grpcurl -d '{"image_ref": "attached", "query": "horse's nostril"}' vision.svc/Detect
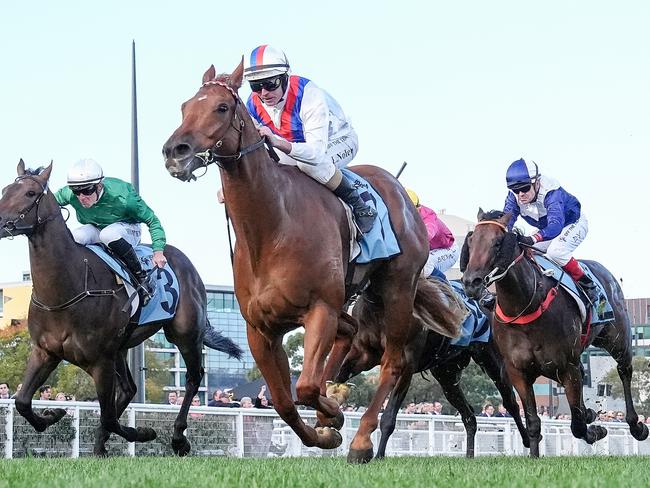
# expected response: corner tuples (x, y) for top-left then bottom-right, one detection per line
(172, 143), (192, 160)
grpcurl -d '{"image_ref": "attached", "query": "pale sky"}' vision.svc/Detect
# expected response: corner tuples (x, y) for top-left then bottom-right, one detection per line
(1, 1), (649, 297)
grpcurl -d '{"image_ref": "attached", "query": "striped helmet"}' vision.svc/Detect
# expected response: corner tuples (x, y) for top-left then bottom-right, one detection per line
(506, 158), (539, 189)
(67, 158), (104, 187)
(243, 45), (290, 81)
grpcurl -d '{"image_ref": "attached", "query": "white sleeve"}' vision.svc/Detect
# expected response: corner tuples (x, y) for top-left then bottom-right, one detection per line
(287, 82), (329, 165)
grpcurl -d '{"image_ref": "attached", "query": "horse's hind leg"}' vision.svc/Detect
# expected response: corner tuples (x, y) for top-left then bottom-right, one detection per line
(93, 352), (138, 456)
(90, 358), (157, 451)
(247, 324), (341, 450)
(470, 342), (529, 448)
(297, 303), (345, 430)
(376, 372), (413, 459)
(14, 347), (65, 432)
(562, 365), (608, 445)
(169, 338), (204, 456)
(432, 354), (477, 458)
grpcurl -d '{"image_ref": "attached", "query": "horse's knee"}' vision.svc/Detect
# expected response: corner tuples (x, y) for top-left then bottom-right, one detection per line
(295, 381), (320, 406)
(14, 396), (31, 417)
(100, 418), (120, 434)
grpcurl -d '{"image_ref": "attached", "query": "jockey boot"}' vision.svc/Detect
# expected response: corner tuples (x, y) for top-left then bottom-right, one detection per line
(577, 274), (602, 306)
(562, 257), (601, 306)
(332, 176), (377, 234)
(108, 238), (153, 305)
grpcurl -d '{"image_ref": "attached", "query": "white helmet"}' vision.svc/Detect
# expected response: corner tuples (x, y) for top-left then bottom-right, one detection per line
(243, 45), (290, 81)
(67, 158), (104, 187)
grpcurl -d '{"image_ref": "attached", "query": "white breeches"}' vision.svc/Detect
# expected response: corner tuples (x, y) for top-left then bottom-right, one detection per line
(422, 242), (459, 277)
(532, 213), (588, 266)
(277, 132), (359, 184)
(71, 222), (142, 248)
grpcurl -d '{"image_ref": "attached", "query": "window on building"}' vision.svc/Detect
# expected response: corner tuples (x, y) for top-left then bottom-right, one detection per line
(597, 384), (612, 396)
(0, 288), (3, 316)
(22, 272), (31, 282)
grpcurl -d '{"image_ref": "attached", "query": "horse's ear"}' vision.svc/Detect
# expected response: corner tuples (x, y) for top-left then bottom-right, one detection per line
(202, 65), (216, 84)
(38, 161), (53, 183)
(17, 159), (26, 176)
(477, 207), (485, 221)
(230, 57), (244, 90)
(498, 211), (511, 227)
(460, 231), (473, 273)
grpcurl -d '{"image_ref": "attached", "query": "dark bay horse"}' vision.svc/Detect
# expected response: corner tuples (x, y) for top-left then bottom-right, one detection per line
(335, 278), (529, 458)
(461, 209), (648, 457)
(162, 61), (456, 463)
(0, 161), (242, 456)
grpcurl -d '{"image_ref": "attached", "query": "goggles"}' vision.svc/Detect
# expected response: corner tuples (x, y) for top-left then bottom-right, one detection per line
(510, 184), (532, 195)
(71, 185), (98, 196)
(249, 76), (283, 93)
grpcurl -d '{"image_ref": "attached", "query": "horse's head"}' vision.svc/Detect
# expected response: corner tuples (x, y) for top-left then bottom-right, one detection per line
(0, 159), (54, 239)
(461, 208), (520, 299)
(163, 60), (252, 182)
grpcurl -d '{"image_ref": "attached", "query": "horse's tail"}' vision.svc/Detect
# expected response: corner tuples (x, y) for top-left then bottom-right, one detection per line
(413, 277), (466, 339)
(203, 320), (244, 360)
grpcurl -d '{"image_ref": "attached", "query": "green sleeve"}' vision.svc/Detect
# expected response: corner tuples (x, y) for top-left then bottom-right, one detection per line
(126, 190), (167, 251)
(54, 186), (72, 206)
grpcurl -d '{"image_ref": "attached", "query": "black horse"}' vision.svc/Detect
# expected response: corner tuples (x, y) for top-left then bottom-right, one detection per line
(335, 280), (529, 458)
(0, 161), (242, 456)
(461, 209), (648, 457)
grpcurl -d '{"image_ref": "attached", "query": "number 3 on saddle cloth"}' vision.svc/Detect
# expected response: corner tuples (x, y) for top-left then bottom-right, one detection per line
(340, 169), (401, 264)
(86, 244), (180, 325)
(533, 254), (614, 327)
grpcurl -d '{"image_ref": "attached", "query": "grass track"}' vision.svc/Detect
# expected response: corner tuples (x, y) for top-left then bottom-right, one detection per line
(1, 456), (649, 488)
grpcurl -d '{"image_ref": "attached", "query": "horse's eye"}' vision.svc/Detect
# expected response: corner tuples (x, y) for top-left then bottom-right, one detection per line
(215, 104), (229, 113)
(26, 191), (36, 198)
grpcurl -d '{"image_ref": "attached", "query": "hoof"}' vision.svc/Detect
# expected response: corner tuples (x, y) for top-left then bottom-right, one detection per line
(584, 408), (597, 424)
(42, 408), (67, 424)
(136, 426), (157, 443)
(172, 437), (191, 456)
(93, 447), (109, 457)
(631, 422), (649, 441)
(586, 425), (608, 444)
(319, 412), (345, 430)
(347, 447), (374, 464)
(315, 427), (342, 449)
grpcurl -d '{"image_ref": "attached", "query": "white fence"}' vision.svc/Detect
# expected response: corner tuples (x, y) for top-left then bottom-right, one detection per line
(2, 399), (649, 458)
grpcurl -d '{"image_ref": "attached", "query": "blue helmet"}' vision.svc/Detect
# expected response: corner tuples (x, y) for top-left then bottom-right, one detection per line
(506, 158), (539, 189)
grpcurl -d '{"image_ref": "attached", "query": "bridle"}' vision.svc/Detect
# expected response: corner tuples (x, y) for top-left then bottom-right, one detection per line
(473, 219), (560, 325)
(2, 175), (58, 237)
(177, 80), (267, 177)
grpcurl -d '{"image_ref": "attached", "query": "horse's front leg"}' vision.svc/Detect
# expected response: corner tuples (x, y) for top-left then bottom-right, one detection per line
(247, 323), (341, 450)
(561, 365), (608, 446)
(505, 364), (543, 457)
(90, 358), (156, 456)
(93, 352), (138, 456)
(14, 347), (65, 432)
(297, 302), (345, 431)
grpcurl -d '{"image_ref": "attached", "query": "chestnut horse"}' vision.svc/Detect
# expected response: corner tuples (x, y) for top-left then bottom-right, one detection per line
(461, 209), (648, 457)
(335, 279), (529, 458)
(0, 161), (242, 456)
(162, 61), (456, 463)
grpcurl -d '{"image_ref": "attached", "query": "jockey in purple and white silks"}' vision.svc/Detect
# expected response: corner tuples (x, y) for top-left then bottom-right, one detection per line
(242, 44), (376, 233)
(501, 158), (601, 305)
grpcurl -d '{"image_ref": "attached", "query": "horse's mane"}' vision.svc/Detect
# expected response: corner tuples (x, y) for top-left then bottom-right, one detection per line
(481, 210), (505, 221)
(215, 73), (233, 84)
(24, 167), (45, 176)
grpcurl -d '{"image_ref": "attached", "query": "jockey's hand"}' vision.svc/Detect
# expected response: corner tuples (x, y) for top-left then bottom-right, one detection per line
(153, 250), (167, 268)
(517, 235), (536, 247)
(217, 187), (225, 204)
(258, 127), (292, 154)
(258, 126), (275, 140)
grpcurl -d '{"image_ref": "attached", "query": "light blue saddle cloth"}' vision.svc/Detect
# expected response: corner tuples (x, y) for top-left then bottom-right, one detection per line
(341, 169), (401, 264)
(533, 255), (614, 324)
(448, 280), (490, 347)
(87, 244), (180, 325)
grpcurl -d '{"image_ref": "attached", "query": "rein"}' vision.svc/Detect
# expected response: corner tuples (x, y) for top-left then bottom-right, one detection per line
(475, 220), (561, 325)
(31, 258), (121, 312)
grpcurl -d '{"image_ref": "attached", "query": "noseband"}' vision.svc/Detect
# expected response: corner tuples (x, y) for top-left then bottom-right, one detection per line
(183, 81), (267, 174)
(473, 220), (525, 288)
(2, 175), (53, 237)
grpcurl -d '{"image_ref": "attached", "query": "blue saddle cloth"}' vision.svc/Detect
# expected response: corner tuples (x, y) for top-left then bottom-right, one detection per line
(448, 280), (490, 346)
(533, 255), (614, 324)
(341, 169), (401, 264)
(87, 244), (180, 325)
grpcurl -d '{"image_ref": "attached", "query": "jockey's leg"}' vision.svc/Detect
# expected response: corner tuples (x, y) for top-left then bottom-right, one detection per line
(71, 224), (101, 245)
(423, 242), (459, 280)
(101, 223), (152, 303)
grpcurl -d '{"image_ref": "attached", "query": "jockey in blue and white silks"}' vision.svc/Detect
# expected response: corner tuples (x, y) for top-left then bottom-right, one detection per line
(242, 44), (376, 233)
(502, 158), (601, 305)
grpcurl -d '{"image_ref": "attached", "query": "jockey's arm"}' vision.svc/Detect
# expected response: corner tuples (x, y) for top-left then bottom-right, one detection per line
(126, 190), (167, 267)
(537, 191), (567, 241)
